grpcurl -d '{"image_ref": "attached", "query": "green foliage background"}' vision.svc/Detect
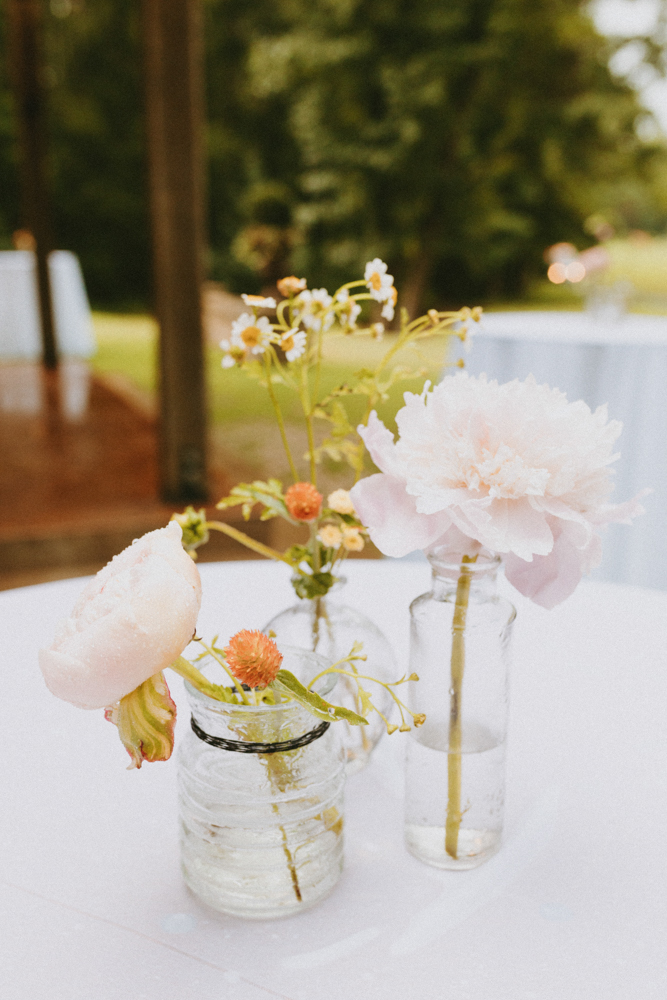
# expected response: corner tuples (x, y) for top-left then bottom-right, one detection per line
(0, 0), (665, 309)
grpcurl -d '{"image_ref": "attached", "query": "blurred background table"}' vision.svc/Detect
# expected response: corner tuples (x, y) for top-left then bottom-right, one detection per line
(0, 250), (95, 361)
(1, 559), (664, 1000)
(459, 310), (667, 590)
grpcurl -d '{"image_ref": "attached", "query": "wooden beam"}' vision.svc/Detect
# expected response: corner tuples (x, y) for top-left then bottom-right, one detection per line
(142, 0), (208, 502)
(6, 0), (58, 370)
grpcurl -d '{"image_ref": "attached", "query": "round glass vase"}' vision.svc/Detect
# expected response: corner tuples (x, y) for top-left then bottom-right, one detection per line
(263, 579), (397, 775)
(178, 647), (345, 919)
(405, 553), (516, 870)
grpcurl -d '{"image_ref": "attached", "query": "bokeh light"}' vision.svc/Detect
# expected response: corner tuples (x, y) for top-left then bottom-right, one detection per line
(547, 262), (567, 284)
(565, 261), (586, 283)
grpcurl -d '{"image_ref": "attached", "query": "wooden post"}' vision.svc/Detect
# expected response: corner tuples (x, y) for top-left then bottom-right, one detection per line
(142, 0), (208, 502)
(6, 0), (58, 370)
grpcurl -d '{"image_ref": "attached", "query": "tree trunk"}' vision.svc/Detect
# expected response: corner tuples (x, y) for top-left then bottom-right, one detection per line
(6, 0), (58, 370)
(142, 0), (208, 502)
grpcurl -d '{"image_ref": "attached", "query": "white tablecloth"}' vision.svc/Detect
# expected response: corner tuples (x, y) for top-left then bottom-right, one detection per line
(457, 311), (667, 590)
(1, 560), (665, 1000)
(0, 250), (96, 360)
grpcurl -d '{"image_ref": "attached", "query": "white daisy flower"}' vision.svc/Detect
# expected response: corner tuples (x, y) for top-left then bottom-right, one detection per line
(220, 338), (243, 368)
(230, 313), (273, 355)
(280, 329), (307, 362)
(364, 258), (395, 303)
(296, 288), (334, 332)
(241, 294), (277, 309)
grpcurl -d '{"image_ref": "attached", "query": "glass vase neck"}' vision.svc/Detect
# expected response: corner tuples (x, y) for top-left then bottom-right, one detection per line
(427, 552), (501, 601)
(291, 575), (347, 601)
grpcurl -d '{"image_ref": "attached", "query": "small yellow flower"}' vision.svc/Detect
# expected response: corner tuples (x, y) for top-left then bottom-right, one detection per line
(342, 527), (364, 552)
(327, 489), (355, 515)
(318, 524), (343, 548)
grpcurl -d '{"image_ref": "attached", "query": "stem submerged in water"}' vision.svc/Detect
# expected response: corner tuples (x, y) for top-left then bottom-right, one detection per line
(445, 555), (477, 859)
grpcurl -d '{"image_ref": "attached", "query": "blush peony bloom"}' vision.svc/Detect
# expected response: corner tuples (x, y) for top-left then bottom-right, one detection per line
(39, 522), (202, 709)
(224, 630), (283, 689)
(350, 373), (645, 609)
(285, 482), (323, 522)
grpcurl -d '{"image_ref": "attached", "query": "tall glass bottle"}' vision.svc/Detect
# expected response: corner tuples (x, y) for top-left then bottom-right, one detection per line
(406, 552), (515, 870)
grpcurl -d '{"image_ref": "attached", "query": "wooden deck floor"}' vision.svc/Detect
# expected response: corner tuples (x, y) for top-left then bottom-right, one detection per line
(0, 363), (269, 590)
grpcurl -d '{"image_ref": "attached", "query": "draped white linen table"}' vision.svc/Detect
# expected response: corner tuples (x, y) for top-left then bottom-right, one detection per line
(1, 559), (665, 1000)
(455, 310), (667, 591)
(0, 250), (96, 360)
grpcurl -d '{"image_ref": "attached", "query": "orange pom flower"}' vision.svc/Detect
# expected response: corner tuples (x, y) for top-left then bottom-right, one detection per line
(285, 482), (323, 522)
(224, 630), (283, 689)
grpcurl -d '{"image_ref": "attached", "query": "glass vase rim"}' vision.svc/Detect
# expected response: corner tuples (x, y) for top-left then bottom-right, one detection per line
(427, 551), (502, 576)
(184, 643), (337, 712)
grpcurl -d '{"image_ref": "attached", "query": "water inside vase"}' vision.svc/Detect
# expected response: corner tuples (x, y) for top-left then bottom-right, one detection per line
(404, 722), (505, 870)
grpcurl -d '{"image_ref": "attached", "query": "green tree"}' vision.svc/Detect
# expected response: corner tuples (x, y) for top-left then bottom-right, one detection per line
(1, 0), (665, 308)
(238, 0), (667, 306)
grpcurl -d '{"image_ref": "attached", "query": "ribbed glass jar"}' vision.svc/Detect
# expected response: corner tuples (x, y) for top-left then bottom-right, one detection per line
(178, 647), (345, 919)
(406, 553), (516, 870)
(263, 580), (396, 775)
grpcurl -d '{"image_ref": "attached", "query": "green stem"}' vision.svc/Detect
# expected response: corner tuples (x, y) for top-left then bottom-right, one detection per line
(206, 520), (308, 576)
(264, 353), (299, 483)
(265, 758), (303, 903)
(300, 364), (317, 486)
(193, 642), (252, 704)
(168, 655), (238, 702)
(445, 555), (477, 860)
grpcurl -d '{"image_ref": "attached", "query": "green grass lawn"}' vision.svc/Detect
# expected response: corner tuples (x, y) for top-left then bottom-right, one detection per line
(91, 235), (667, 428)
(91, 313), (457, 431)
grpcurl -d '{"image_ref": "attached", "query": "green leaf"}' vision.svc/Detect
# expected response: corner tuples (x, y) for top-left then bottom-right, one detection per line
(273, 670), (368, 726)
(216, 480), (290, 522)
(357, 684), (374, 718)
(284, 543), (311, 567)
(292, 571), (335, 599)
(104, 672), (177, 769)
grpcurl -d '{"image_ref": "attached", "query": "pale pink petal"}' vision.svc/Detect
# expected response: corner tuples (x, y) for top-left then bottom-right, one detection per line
(357, 412), (400, 475)
(462, 497), (554, 560)
(39, 524), (202, 709)
(350, 473), (452, 557)
(504, 518), (598, 609)
(426, 524), (485, 563)
(592, 489), (650, 526)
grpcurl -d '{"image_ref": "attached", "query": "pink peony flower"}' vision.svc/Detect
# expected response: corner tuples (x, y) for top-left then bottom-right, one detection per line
(350, 373), (645, 609)
(39, 522), (202, 709)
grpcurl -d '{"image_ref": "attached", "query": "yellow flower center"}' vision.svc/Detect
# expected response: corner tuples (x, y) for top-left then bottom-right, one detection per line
(241, 326), (262, 347)
(282, 335), (295, 352)
(369, 271), (382, 291)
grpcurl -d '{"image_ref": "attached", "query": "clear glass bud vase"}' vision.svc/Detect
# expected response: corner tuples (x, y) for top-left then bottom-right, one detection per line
(178, 648), (345, 919)
(263, 580), (397, 774)
(406, 553), (515, 870)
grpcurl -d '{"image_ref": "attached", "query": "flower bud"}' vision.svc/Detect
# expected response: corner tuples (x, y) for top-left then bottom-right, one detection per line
(285, 482), (323, 522)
